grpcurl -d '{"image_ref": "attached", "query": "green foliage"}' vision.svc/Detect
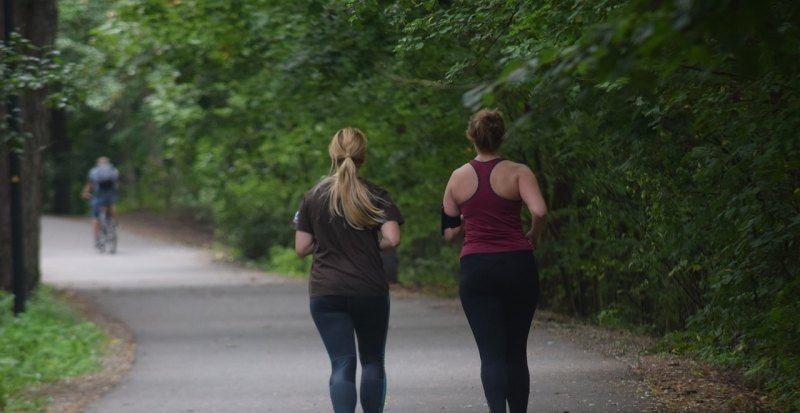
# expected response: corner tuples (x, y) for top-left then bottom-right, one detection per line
(0, 288), (105, 412)
(266, 246), (311, 277)
(1, 33), (70, 151)
(398, 246), (459, 297)
(456, 0), (800, 407)
(56, 0), (800, 407)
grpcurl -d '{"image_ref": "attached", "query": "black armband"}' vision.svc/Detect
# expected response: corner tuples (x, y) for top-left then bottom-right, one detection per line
(441, 207), (462, 235)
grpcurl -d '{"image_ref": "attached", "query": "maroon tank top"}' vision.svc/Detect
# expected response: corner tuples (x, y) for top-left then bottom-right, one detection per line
(460, 158), (532, 258)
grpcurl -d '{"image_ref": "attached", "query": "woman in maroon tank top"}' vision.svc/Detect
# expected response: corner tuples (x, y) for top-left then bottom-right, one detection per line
(441, 109), (547, 413)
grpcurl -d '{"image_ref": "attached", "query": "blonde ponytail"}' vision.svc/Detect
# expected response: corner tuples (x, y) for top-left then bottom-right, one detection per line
(320, 128), (386, 229)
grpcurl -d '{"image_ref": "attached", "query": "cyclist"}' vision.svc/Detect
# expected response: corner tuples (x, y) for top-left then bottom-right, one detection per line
(81, 156), (119, 249)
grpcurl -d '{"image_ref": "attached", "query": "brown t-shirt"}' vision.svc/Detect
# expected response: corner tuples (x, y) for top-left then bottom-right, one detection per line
(296, 179), (404, 297)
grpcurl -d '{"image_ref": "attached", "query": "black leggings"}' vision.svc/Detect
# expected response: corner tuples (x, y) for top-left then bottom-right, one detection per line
(459, 251), (539, 413)
(310, 295), (389, 413)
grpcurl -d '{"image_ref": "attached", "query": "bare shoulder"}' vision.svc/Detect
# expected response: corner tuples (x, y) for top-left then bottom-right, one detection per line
(449, 163), (475, 181)
(499, 159), (534, 177)
(454, 163), (474, 175)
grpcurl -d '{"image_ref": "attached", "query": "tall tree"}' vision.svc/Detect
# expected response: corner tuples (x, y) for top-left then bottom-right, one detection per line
(0, 0), (58, 292)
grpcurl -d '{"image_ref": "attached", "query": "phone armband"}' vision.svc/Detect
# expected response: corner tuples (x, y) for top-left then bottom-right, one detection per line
(441, 207), (462, 235)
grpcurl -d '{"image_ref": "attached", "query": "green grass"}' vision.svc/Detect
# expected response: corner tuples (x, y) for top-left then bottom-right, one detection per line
(0, 287), (105, 412)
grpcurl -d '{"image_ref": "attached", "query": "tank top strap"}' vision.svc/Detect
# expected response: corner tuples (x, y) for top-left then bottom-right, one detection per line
(468, 158), (504, 192)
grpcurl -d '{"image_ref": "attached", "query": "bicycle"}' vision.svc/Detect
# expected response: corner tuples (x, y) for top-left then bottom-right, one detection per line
(96, 206), (117, 254)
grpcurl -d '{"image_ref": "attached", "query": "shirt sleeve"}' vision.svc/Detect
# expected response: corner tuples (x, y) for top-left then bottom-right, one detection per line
(379, 190), (404, 226)
(296, 193), (314, 234)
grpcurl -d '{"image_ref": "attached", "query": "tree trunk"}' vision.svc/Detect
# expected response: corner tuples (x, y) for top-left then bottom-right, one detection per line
(0, 141), (9, 291)
(0, 0), (58, 293)
(1, 1), (12, 291)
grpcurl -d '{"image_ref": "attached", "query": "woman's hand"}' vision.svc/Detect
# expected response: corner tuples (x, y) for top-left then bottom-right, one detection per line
(525, 229), (540, 250)
(444, 222), (464, 242)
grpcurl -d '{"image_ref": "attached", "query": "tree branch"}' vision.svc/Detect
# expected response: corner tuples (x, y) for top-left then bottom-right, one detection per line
(383, 72), (478, 90)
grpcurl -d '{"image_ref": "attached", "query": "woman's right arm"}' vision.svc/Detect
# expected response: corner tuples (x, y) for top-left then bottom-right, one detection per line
(442, 171), (464, 242)
(518, 165), (547, 249)
(295, 231), (315, 257)
(379, 221), (401, 250)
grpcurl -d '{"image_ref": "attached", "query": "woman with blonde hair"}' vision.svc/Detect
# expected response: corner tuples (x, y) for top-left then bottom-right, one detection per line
(441, 109), (547, 413)
(295, 127), (403, 413)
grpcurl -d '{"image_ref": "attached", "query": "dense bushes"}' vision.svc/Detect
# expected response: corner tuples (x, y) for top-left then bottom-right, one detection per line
(53, 0), (799, 407)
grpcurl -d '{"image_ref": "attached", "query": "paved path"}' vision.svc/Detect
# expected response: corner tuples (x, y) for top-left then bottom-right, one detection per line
(42, 216), (655, 413)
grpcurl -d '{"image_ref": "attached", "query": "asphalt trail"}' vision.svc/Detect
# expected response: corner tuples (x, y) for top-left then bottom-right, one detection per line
(42, 216), (655, 413)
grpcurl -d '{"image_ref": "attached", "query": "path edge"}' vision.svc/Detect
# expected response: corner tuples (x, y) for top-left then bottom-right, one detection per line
(29, 287), (137, 413)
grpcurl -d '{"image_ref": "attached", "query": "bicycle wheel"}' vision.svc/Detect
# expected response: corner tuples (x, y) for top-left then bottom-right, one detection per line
(97, 212), (108, 253)
(107, 219), (117, 254)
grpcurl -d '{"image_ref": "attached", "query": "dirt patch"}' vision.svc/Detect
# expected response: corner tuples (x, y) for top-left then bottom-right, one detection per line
(24, 290), (135, 413)
(639, 353), (771, 413)
(537, 312), (776, 412)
